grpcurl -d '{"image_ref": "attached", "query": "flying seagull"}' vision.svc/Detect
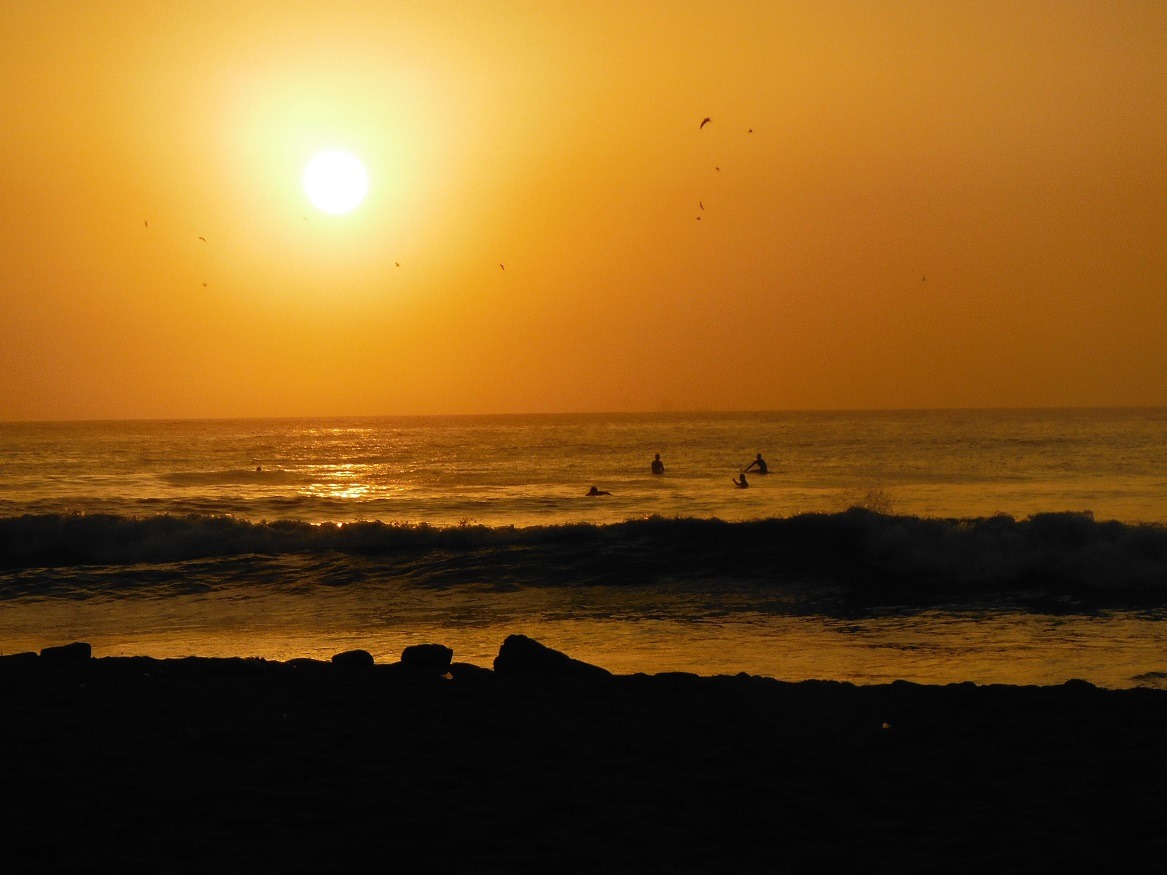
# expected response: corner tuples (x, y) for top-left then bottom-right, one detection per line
(699, 201), (704, 210)
(499, 263), (505, 271)
(700, 117), (711, 129)
(198, 236), (206, 242)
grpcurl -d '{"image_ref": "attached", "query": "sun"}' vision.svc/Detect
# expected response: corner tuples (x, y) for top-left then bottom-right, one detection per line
(303, 150), (368, 214)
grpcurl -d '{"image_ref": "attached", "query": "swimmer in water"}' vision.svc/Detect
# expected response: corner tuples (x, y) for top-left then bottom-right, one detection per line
(587, 486), (611, 496)
(733, 472), (749, 488)
(744, 453), (768, 475)
(651, 453), (665, 475)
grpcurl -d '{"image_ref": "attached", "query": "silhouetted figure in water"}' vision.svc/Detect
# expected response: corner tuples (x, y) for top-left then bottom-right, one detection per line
(587, 486), (611, 496)
(651, 454), (665, 475)
(744, 453), (768, 475)
(733, 472), (749, 488)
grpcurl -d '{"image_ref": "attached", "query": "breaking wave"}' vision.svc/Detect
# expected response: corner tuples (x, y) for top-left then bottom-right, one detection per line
(2, 510), (1166, 604)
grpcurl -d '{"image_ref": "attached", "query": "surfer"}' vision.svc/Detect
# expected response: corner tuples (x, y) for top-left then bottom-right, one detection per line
(744, 453), (768, 475)
(733, 472), (749, 489)
(587, 486), (611, 496)
(651, 454), (665, 475)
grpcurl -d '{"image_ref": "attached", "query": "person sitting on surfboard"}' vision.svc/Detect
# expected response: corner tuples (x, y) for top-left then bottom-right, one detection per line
(651, 454), (665, 475)
(744, 453), (768, 474)
(733, 472), (749, 488)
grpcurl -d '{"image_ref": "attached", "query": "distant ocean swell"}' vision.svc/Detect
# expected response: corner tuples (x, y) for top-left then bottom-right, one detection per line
(2, 510), (1166, 604)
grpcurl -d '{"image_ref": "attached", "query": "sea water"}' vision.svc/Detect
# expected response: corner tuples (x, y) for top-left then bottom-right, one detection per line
(2, 409), (1166, 687)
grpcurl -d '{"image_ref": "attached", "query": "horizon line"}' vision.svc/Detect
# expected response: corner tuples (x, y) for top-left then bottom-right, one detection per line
(3, 403), (1166, 427)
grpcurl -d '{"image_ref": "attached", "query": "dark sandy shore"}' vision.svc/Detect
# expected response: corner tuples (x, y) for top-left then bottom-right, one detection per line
(3, 637), (1166, 873)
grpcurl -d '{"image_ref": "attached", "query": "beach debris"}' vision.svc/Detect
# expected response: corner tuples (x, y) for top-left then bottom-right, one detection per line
(448, 662), (494, 684)
(494, 634), (611, 680)
(331, 648), (375, 667)
(40, 642), (92, 662)
(401, 643), (454, 673)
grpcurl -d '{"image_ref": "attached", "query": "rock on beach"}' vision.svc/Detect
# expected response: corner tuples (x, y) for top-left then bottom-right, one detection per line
(2, 636), (1165, 872)
(40, 641), (92, 662)
(401, 643), (454, 672)
(330, 648), (375, 667)
(493, 633), (611, 679)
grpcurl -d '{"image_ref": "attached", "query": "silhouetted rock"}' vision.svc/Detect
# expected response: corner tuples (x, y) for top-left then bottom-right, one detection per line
(331, 649), (375, 667)
(40, 642), (91, 662)
(401, 643), (454, 672)
(493, 634), (610, 679)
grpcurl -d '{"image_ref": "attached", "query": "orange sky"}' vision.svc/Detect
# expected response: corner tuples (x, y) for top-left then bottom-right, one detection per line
(2, 0), (1165, 420)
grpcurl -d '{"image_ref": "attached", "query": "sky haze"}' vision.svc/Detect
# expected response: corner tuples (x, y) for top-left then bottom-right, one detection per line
(3, 0), (1165, 420)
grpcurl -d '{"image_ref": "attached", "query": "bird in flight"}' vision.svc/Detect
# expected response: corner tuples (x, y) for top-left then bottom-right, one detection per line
(144, 220), (148, 228)
(499, 263), (505, 271)
(699, 201), (704, 210)
(198, 236), (206, 242)
(700, 117), (711, 129)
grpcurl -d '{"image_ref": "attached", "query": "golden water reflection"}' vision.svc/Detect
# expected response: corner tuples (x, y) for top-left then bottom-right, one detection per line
(3, 589), (1164, 689)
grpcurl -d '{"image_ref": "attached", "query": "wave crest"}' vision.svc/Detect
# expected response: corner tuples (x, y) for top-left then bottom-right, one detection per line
(2, 510), (1166, 601)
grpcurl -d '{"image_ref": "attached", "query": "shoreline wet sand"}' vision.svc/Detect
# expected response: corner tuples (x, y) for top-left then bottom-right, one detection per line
(4, 637), (1165, 872)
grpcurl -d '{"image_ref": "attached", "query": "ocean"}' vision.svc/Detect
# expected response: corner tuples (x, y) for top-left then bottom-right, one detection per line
(2, 409), (1166, 687)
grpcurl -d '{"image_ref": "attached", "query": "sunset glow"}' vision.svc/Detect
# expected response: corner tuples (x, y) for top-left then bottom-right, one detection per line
(2, 1), (1165, 420)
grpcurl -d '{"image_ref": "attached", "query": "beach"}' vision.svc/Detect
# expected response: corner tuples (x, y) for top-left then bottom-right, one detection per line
(5, 638), (1166, 872)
